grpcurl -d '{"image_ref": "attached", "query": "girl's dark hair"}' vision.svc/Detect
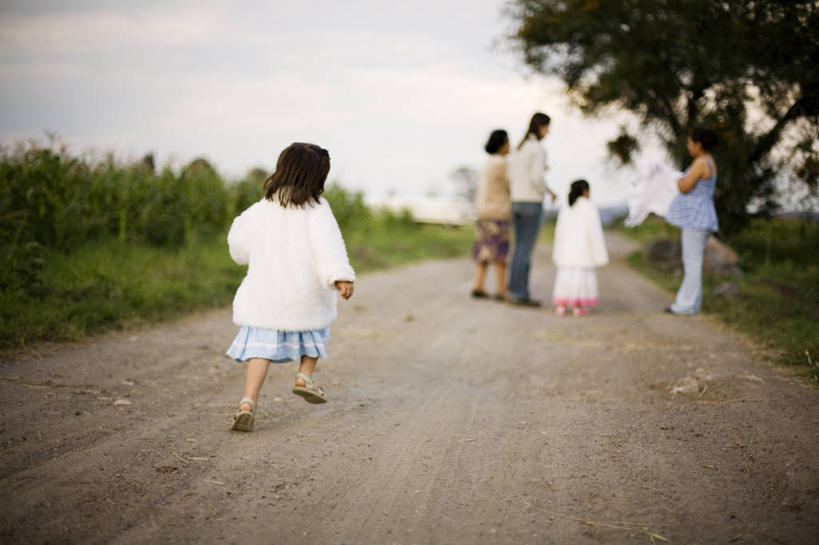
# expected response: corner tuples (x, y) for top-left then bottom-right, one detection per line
(517, 112), (551, 149)
(484, 129), (509, 154)
(263, 143), (330, 207)
(568, 179), (590, 206)
(690, 127), (718, 151)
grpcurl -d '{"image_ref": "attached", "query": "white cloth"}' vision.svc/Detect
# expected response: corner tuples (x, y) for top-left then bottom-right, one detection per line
(552, 267), (599, 306)
(508, 135), (548, 202)
(624, 160), (683, 227)
(552, 197), (609, 268)
(228, 197), (356, 331)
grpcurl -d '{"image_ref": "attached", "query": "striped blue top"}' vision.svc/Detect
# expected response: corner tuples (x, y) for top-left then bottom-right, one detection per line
(666, 157), (719, 232)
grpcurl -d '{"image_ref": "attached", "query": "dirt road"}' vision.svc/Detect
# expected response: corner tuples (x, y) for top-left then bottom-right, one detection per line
(2, 233), (818, 544)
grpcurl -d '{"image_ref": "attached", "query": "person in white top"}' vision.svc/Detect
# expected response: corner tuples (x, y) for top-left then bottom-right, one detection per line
(225, 142), (356, 431)
(551, 179), (609, 316)
(506, 112), (558, 306)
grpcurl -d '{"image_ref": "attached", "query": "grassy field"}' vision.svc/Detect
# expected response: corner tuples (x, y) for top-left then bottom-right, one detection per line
(622, 217), (819, 382)
(0, 144), (475, 352)
(0, 219), (474, 352)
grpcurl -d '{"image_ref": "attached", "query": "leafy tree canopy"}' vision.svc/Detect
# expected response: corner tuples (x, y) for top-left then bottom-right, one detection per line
(506, 0), (819, 236)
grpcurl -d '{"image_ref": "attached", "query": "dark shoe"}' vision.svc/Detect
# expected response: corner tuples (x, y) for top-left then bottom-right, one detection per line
(507, 297), (542, 307)
(664, 307), (674, 314)
(471, 289), (489, 299)
(492, 294), (507, 301)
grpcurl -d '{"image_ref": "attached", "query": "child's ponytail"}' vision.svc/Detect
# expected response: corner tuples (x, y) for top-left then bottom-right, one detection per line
(568, 179), (590, 207)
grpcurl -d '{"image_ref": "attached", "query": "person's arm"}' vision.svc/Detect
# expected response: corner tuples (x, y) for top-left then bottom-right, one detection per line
(530, 145), (557, 202)
(552, 208), (564, 265)
(227, 205), (255, 265)
(307, 200), (356, 289)
(587, 204), (609, 266)
(487, 160), (508, 199)
(677, 157), (708, 193)
(476, 162), (498, 210)
(501, 162), (510, 196)
(545, 184), (558, 202)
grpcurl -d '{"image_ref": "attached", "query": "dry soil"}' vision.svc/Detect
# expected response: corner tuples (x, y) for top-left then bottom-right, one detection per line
(1, 233), (818, 544)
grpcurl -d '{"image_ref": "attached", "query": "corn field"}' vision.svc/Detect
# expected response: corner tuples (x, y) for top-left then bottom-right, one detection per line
(0, 141), (412, 299)
(0, 143), (258, 293)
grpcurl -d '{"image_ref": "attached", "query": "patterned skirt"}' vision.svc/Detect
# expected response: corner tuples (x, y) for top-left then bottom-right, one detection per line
(552, 267), (599, 307)
(226, 325), (330, 363)
(473, 219), (510, 263)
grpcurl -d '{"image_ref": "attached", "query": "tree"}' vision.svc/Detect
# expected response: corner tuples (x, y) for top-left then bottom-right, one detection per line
(451, 166), (480, 203)
(506, 0), (819, 236)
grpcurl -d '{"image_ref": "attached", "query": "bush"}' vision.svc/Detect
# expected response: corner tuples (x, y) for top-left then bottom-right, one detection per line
(323, 183), (372, 232)
(624, 217), (819, 382)
(0, 142), (476, 351)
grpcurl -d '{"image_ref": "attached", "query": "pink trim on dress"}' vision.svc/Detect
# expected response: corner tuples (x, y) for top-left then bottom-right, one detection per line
(551, 297), (599, 307)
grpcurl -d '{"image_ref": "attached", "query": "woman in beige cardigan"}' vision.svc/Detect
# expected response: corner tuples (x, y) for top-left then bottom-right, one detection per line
(472, 129), (511, 299)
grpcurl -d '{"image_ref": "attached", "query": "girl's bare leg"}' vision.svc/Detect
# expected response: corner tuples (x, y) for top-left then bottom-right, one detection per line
(473, 262), (488, 292)
(295, 355), (318, 387)
(240, 357), (271, 411)
(494, 261), (507, 297)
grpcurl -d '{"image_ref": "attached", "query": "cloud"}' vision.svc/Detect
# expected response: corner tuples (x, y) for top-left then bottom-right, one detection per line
(0, 1), (644, 204)
(0, 6), (223, 56)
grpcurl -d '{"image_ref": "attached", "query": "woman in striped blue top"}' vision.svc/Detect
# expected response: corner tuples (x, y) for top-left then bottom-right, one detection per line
(665, 127), (719, 315)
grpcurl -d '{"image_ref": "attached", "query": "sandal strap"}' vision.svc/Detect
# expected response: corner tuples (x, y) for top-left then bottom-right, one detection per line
(295, 372), (325, 396)
(295, 372), (315, 387)
(238, 397), (257, 413)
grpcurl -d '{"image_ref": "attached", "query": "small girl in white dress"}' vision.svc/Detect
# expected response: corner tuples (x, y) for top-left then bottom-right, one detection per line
(552, 179), (609, 316)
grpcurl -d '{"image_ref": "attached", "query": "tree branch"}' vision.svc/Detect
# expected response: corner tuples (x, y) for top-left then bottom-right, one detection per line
(659, 94), (683, 136)
(686, 85), (706, 129)
(750, 95), (806, 164)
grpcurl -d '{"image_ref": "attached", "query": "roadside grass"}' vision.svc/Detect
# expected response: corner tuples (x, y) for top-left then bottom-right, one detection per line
(0, 143), (478, 352)
(346, 219), (474, 272)
(622, 217), (819, 383)
(0, 219), (474, 352)
(0, 235), (238, 351)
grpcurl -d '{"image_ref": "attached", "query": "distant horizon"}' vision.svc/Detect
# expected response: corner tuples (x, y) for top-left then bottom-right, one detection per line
(2, 1), (811, 212)
(4, 126), (650, 208)
(0, 0), (667, 208)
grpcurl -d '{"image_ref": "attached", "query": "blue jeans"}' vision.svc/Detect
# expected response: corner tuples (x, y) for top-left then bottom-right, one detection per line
(671, 228), (710, 314)
(508, 202), (544, 300)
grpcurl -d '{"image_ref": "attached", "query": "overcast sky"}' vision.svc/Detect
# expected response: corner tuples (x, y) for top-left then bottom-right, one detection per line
(0, 0), (657, 205)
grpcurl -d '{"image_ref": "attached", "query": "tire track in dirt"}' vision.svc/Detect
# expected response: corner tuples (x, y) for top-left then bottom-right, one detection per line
(2, 233), (818, 544)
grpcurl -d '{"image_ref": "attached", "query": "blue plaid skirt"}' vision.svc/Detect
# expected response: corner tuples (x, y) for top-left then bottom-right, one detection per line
(226, 326), (330, 363)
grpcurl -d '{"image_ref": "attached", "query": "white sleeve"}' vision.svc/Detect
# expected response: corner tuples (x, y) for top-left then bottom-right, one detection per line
(552, 207), (565, 265)
(588, 205), (609, 267)
(530, 145), (547, 189)
(227, 204), (256, 265)
(308, 200), (356, 288)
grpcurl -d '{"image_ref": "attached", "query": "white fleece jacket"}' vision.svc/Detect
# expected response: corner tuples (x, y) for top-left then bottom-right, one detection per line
(228, 197), (356, 331)
(552, 197), (609, 268)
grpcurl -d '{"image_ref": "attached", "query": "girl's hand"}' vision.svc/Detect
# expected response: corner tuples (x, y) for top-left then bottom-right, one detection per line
(334, 281), (354, 299)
